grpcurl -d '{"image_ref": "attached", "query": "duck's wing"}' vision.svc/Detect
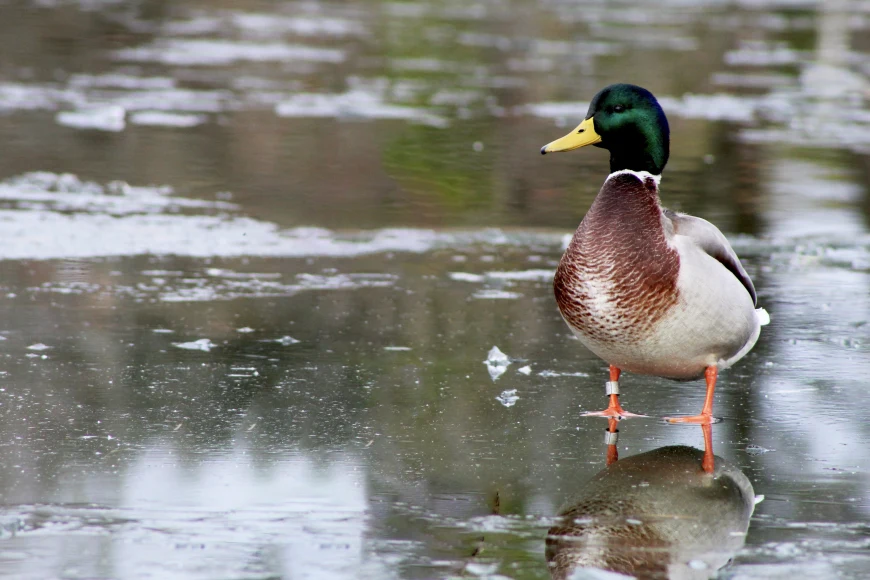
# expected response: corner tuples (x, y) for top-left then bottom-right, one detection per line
(663, 209), (757, 306)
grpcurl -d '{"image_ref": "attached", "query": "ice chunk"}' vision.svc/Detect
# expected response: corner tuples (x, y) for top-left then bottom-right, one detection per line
(495, 390), (518, 407)
(517, 365), (532, 375)
(757, 308), (771, 326)
(384, 346), (411, 351)
(484, 346), (510, 381)
(754, 494), (765, 505)
(275, 335), (300, 346)
(172, 338), (215, 352)
(746, 444), (773, 455)
(26, 343), (51, 351)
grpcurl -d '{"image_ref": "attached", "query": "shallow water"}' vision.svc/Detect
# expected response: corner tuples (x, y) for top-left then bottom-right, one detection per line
(0, 0), (868, 579)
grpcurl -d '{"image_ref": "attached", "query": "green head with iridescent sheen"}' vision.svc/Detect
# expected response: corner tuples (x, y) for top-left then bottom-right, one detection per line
(541, 83), (670, 175)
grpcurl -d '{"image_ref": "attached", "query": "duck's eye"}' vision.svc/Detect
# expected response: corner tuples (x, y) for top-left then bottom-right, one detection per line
(613, 105), (626, 113)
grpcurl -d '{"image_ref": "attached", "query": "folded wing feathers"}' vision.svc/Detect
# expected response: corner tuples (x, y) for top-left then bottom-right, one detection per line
(663, 209), (758, 307)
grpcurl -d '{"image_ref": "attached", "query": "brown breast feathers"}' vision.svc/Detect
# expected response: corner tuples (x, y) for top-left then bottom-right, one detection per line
(553, 174), (680, 344)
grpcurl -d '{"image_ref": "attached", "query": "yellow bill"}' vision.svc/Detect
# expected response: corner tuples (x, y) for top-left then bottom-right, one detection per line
(540, 117), (601, 154)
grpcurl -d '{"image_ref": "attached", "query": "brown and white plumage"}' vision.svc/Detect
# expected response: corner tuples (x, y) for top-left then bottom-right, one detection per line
(541, 84), (767, 420)
(554, 170), (765, 381)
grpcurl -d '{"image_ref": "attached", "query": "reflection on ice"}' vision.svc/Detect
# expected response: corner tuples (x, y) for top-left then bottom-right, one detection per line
(547, 434), (756, 580)
(0, 447), (376, 580)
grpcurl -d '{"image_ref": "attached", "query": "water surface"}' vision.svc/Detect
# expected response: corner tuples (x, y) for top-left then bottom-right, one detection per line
(0, 0), (868, 578)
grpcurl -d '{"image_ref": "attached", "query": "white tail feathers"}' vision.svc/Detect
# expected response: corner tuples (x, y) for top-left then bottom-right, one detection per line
(756, 308), (770, 326)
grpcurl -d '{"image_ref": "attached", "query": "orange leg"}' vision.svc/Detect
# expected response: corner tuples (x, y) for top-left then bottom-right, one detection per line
(665, 366), (718, 424)
(605, 417), (619, 466)
(583, 365), (645, 419)
(700, 422), (715, 474)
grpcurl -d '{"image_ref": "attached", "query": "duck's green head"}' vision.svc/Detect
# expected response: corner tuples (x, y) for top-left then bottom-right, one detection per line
(540, 83), (669, 175)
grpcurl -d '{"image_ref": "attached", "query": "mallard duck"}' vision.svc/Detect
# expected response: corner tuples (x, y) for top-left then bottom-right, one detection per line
(541, 83), (768, 423)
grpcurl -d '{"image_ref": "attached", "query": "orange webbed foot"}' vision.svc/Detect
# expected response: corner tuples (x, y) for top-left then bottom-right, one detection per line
(664, 366), (720, 425)
(584, 366), (646, 419)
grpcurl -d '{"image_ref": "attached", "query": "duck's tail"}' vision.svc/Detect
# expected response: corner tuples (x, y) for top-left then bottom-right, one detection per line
(756, 307), (770, 326)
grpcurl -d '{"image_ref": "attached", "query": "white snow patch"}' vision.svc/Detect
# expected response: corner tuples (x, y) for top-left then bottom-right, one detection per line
(523, 94), (762, 124)
(0, 172), (236, 215)
(517, 101), (589, 119)
(0, 83), (87, 112)
(472, 290), (523, 299)
(449, 272), (485, 283)
(68, 73), (176, 90)
(485, 269), (554, 281)
(56, 105), (126, 132)
(205, 269), (281, 279)
(275, 90), (446, 127)
(114, 39), (345, 66)
(0, 173), (567, 261)
(108, 89), (235, 113)
(0, 214), (564, 261)
(724, 43), (805, 66)
(658, 94), (759, 123)
(231, 13), (366, 38)
(465, 562), (500, 576)
(130, 111), (208, 127)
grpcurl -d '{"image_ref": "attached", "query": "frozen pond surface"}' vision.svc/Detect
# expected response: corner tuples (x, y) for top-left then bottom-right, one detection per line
(0, 0), (868, 578)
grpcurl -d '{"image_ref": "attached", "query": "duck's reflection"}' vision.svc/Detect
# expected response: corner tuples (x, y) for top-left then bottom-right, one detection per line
(547, 422), (756, 580)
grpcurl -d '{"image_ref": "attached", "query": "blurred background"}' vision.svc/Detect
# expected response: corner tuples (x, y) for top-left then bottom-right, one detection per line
(0, 0), (867, 578)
